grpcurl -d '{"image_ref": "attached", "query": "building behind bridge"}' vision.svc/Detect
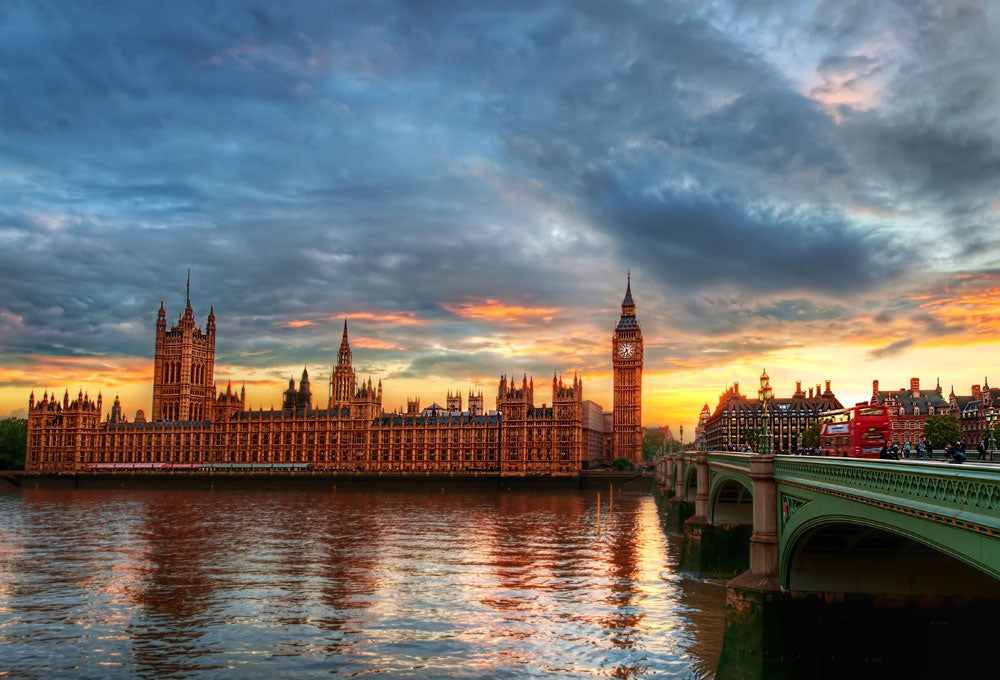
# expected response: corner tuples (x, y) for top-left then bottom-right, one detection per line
(948, 379), (1000, 446)
(870, 377), (951, 447)
(702, 370), (842, 452)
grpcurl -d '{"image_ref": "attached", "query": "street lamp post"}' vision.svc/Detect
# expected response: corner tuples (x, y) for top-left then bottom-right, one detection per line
(759, 394), (772, 456)
(985, 408), (997, 451)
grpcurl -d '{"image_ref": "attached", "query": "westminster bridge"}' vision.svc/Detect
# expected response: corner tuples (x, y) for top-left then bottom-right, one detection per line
(655, 451), (1000, 679)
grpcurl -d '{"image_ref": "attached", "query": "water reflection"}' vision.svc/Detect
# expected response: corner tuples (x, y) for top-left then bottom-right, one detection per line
(0, 486), (724, 678)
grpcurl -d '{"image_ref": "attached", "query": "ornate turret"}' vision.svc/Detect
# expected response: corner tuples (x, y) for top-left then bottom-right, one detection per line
(338, 320), (351, 365)
(298, 367), (312, 409)
(109, 395), (124, 422)
(152, 271), (217, 422)
(283, 377), (298, 410)
(330, 320), (357, 407)
(467, 389), (483, 416)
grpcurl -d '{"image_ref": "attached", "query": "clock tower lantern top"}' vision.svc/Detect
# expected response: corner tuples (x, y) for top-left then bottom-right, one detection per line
(616, 271), (639, 331)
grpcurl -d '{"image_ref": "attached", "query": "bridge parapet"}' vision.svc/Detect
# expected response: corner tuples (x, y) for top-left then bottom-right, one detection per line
(773, 457), (1000, 535)
(705, 453), (752, 491)
(705, 452), (752, 471)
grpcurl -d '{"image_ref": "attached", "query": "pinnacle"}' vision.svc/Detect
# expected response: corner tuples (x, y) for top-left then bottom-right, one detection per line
(622, 272), (634, 307)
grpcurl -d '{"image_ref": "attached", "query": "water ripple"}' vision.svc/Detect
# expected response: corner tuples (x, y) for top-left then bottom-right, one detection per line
(0, 487), (723, 678)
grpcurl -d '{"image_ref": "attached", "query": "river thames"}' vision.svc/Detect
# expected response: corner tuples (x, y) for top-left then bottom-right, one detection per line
(0, 485), (724, 678)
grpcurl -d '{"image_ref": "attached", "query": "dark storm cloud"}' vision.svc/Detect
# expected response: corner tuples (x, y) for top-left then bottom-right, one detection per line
(868, 338), (914, 360)
(0, 0), (997, 378)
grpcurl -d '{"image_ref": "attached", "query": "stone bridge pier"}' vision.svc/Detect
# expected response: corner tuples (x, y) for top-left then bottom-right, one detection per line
(715, 455), (783, 680)
(655, 450), (696, 532)
(677, 451), (756, 577)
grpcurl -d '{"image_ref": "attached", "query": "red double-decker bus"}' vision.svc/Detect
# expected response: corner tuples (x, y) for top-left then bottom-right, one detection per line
(819, 404), (890, 458)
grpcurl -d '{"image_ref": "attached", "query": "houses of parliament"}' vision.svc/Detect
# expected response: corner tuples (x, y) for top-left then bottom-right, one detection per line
(24, 277), (644, 475)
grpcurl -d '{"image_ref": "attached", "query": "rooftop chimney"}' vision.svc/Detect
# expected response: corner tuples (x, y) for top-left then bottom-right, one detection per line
(910, 377), (920, 398)
(873, 379), (879, 393)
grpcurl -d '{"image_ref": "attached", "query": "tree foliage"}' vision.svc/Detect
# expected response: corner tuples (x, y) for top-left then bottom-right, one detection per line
(611, 457), (635, 471)
(642, 429), (682, 459)
(0, 418), (27, 470)
(923, 414), (962, 451)
(642, 429), (666, 460)
(801, 422), (822, 448)
(742, 427), (762, 452)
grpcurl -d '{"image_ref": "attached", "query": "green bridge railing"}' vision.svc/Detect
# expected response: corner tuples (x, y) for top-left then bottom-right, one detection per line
(705, 452), (752, 473)
(773, 456), (1000, 532)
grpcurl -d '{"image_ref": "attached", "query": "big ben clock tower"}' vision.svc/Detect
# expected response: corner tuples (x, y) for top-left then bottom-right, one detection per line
(613, 272), (643, 465)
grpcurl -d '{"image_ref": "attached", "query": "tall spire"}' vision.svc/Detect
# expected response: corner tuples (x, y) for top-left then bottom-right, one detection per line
(180, 269), (194, 324)
(338, 318), (351, 367)
(331, 318), (356, 406)
(617, 271), (637, 328)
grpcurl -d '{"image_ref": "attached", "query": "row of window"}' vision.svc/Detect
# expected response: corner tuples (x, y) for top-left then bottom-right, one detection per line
(45, 448), (579, 466)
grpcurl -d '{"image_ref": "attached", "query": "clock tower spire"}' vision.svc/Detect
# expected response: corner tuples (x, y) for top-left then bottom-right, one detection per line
(612, 271), (643, 465)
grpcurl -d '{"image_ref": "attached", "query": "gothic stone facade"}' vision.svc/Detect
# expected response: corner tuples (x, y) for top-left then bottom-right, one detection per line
(870, 377), (950, 447)
(703, 371), (843, 452)
(612, 275), (643, 464)
(26, 280), (644, 475)
(948, 379), (999, 446)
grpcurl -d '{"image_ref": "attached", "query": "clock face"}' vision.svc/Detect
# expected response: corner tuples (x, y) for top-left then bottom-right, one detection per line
(618, 342), (635, 358)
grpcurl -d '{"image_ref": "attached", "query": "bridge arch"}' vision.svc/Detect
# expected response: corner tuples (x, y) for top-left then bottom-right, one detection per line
(781, 509), (1000, 593)
(684, 465), (698, 502)
(709, 475), (753, 525)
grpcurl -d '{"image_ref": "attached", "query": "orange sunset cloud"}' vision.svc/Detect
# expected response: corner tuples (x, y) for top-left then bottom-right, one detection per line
(442, 299), (560, 324)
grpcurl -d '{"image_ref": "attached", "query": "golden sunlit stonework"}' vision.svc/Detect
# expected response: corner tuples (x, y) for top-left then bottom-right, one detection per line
(612, 273), (643, 465)
(25, 279), (643, 475)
